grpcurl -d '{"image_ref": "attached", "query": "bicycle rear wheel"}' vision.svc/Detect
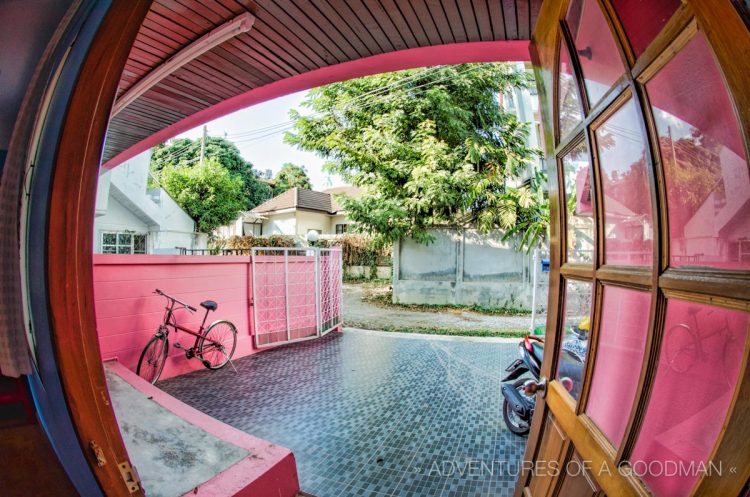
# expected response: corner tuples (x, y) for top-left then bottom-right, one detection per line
(136, 332), (169, 384)
(198, 320), (237, 369)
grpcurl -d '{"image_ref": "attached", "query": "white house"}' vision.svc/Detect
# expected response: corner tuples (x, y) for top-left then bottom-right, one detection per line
(237, 186), (360, 239)
(94, 151), (207, 254)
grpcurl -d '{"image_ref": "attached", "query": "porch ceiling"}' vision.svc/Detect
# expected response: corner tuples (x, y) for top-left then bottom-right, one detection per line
(103, 0), (541, 167)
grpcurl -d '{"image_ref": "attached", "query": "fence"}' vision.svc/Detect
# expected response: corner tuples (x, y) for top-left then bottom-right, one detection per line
(251, 247), (343, 348)
(93, 250), (343, 379)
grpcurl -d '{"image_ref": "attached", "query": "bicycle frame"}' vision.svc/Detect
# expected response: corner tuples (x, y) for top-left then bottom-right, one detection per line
(159, 295), (221, 349)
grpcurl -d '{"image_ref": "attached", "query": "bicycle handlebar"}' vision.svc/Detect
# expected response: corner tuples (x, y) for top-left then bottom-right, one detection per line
(154, 288), (197, 312)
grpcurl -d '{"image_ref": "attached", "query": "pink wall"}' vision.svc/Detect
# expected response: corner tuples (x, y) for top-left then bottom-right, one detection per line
(94, 255), (257, 379)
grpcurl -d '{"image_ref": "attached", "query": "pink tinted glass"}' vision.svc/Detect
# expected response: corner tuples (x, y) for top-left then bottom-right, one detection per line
(632, 300), (749, 497)
(611, 0), (681, 56)
(556, 280), (592, 400)
(562, 141), (594, 263)
(647, 32), (750, 270)
(595, 99), (653, 266)
(566, 0), (625, 106)
(558, 41), (583, 140)
(586, 286), (650, 446)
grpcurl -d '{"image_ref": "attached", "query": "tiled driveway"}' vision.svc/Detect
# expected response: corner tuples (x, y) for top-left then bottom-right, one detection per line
(159, 329), (528, 497)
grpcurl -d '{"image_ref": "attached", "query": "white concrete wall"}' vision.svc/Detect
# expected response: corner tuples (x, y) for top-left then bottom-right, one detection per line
(262, 211), (296, 235)
(94, 196), (151, 252)
(295, 210), (331, 236)
(94, 150), (205, 254)
(329, 214), (351, 234)
(393, 228), (549, 310)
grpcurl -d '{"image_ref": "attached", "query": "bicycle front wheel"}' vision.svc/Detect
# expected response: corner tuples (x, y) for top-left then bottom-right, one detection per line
(198, 320), (237, 369)
(136, 333), (169, 384)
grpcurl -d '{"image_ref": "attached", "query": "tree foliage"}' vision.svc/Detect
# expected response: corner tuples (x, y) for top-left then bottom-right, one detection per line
(273, 162), (312, 194)
(285, 63), (544, 249)
(159, 158), (246, 233)
(151, 136), (270, 208)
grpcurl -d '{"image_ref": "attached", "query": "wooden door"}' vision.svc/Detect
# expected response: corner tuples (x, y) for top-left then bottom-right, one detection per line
(518, 1), (750, 496)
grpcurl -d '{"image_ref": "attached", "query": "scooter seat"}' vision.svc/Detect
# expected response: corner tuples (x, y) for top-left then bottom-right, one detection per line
(530, 341), (544, 364)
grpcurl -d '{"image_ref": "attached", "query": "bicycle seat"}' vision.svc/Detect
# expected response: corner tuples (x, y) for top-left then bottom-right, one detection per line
(200, 300), (218, 312)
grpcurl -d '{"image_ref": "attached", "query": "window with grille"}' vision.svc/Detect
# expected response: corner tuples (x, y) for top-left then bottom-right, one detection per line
(335, 224), (348, 234)
(101, 231), (147, 254)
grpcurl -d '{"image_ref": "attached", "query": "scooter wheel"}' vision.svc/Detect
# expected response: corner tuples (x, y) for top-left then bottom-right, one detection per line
(503, 378), (533, 436)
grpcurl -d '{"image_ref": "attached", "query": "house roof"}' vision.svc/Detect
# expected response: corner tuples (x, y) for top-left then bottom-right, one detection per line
(251, 187), (360, 215)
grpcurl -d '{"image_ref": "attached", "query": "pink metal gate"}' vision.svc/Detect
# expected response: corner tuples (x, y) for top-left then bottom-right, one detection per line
(251, 247), (343, 348)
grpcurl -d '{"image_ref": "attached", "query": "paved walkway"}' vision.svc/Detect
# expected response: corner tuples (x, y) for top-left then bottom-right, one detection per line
(344, 283), (541, 332)
(159, 329), (528, 497)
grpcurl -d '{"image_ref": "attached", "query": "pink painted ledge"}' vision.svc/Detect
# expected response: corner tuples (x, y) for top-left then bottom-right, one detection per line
(107, 360), (300, 497)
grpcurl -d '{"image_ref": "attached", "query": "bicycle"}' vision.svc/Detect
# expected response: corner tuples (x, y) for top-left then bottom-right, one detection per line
(665, 306), (739, 386)
(136, 289), (238, 384)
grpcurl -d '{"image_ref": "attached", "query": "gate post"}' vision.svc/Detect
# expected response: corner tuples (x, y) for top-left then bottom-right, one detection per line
(284, 249), (290, 342)
(314, 247), (321, 336)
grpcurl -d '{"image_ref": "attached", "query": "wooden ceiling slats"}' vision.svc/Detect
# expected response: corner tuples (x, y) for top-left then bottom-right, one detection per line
(292, 0), (371, 59)
(502, 0), (519, 40)
(223, 37), (294, 80)
(104, 0), (541, 163)
(331, 0), (395, 53)
(210, 45), (276, 85)
(487, 0), (507, 39)
(455, 0), (483, 42)
(471, 0), (494, 41)
(441, 0), (469, 43)
(251, 16), (328, 70)
(171, 66), (240, 100)
(375, 0), (424, 48)
(150, 2), (213, 36)
(357, 0), (411, 51)
(257, 2), (346, 65)
(516, 0), (531, 40)
(271, 0), (360, 62)
(281, 0), (367, 60)
(389, 0), (431, 46)
(419, 0), (456, 45)
(406, 0), (447, 45)
(200, 49), (269, 87)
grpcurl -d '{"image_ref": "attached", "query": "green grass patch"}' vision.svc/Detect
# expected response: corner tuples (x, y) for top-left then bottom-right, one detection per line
(365, 290), (532, 317)
(345, 322), (528, 338)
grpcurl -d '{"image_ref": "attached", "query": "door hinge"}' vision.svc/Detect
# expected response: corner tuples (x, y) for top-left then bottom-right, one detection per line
(118, 461), (141, 494)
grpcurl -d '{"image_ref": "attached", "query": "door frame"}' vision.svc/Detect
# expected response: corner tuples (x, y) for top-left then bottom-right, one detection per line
(518, 1), (750, 496)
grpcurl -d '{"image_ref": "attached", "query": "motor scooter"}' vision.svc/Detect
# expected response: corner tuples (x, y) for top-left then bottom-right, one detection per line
(501, 327), (587, 435)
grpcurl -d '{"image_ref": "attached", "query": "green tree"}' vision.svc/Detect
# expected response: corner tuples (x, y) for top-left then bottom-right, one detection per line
(285, 63), (543, 249)
(159, 158), (245, 233)
(151, 136), (269, 208)
(273, 162), (312, 195)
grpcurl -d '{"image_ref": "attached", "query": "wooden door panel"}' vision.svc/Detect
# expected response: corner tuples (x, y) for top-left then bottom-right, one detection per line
(524, 1), (750, 497)
(526, 414), (568, 497)
(557, 452), (600, 497)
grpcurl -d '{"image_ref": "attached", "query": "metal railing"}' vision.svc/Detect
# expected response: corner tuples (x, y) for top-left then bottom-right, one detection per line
(251, 247), (343, 349)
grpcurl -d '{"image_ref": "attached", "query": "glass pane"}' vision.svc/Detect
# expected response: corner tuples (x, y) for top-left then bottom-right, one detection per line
(611, 0), (681, 57)
(632, 300), (749, 497)
(117, 246), (132, 254)
(586, 286), (650, 446)
(556, 280), (592, 399)
(102, 246), (117, 254)
(566, 0), (625, 106)
(558, 41), (584, 140)
(595, 99), (653, 266)
(647, 32), (750, 270)
(562, 141), (594, 263)
(102, 233), (116, 245)
(133, 235), (147, 254)
(117, 233), (132, 245)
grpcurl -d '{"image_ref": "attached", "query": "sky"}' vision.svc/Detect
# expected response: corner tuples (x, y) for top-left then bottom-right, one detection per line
(173, 90), (346, 190)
